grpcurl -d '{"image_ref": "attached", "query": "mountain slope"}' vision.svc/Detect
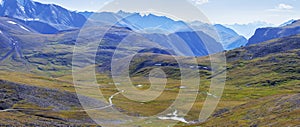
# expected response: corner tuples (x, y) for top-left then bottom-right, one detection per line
(179, 21), (247, 50)
(214, 24), (247, 50)
(117, 11), (189, 33)
(195, 94), (300, 126)
(0, 15), (224, 77)
(247, 19), (300, 45)
(109, 33), (300, 126)
(182, 33), (300, 126)
(143, 31), (223, 56)
(0, 0), (86, 31)
(0, 16), (37, 62)
(80, 11), (246, 50)
(80, 11), (189, 33)
(0, 17), (299, 126)
(79, 11), (142, 31)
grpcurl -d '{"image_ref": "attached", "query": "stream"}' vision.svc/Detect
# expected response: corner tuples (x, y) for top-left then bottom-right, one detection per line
(157, 110), (190, 123)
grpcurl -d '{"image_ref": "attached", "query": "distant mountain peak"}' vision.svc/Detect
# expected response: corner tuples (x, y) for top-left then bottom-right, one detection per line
(116, 10), (134, 16)
(279, 19), (297, 27)
(116, 10), (143, 18)
(226, 21), (275, 39)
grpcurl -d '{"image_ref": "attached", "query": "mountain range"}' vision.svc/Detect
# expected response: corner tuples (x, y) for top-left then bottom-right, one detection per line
(0, 0), (86, 32)
(0, 0), (299, 60)
(0, 0), (249, 50)
(0, 0), (300, 126)
(80, 11), (247, 50)
(0, 0), (299, 70)
(226, 21), (275, 39)
(5, 0), (289, 51)
(248, 19), (300, 45)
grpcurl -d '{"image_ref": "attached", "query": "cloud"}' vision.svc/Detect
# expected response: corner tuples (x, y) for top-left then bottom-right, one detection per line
(278, 3), (293, 10)
(267, 3), (294, 12)
(190, 0), (209, 5)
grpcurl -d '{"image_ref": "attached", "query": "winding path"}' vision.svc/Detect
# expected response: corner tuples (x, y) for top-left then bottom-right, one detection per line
(82, 90), (124, 111)
(82, 91), (193, 124)
(0, 90), (125, 113)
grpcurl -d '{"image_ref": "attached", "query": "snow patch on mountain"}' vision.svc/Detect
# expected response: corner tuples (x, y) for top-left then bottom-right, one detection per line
(18, 4), (25, 13)
(24, 18), (40, 21)
(7, 21), (17, 25)
(18, 24), (29, 31)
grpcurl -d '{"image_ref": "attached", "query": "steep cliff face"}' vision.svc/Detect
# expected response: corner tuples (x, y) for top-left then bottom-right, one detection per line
(247, 20), (300, 45)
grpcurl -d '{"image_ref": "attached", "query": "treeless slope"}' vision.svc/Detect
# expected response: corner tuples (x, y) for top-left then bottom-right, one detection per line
(194, 93), (300, 126)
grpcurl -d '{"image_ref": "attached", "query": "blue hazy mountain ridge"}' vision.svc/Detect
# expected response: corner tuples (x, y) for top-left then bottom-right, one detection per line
(79, 11), (143, 31)
(247, 19), (300, 46)
(0, 11), (221, 60)
(80, 11), (246, 50)
(179, 21), (247, 50)
(6, 0), (298, 53)
(0, 17), (221, 73)
(0, 0), (246, 51)
(214, 24), (247, 50)
(0, 0), (86, 32)
(226, 21), (275, 39)
(143, 31), (224, 56)
(80, 10), (190, 33)
(1, 0), (299, 54)
(116, 11), (189, 33)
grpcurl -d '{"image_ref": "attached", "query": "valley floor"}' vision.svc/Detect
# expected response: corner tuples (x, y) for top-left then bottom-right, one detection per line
(0, 69), (299, 126)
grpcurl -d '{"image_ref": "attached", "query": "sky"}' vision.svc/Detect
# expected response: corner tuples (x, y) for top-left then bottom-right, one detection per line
(33, 0), (300, 25)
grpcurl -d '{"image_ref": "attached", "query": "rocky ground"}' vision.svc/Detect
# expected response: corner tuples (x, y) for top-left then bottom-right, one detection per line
(0, 79), (100, 126)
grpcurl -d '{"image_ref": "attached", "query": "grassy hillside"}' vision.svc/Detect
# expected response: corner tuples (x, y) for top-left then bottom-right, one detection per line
(187, 93), (300, 126)
(110, 34), (300, 126)
(188, 34), (300, 126)
(0, 33), (299, 126)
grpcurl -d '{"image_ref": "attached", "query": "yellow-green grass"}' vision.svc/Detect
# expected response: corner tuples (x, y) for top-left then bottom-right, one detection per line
(0, 46), (299, 126)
